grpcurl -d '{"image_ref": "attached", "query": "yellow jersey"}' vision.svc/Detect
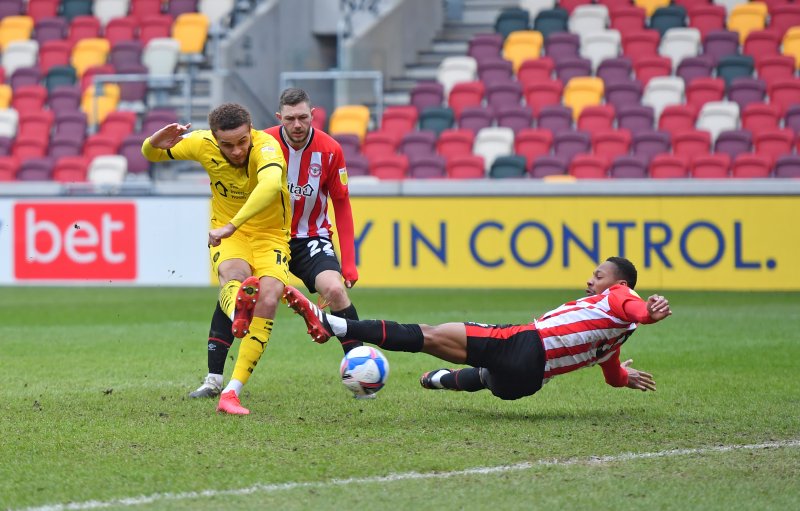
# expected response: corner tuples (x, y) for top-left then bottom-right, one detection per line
(142, 129), (291, 241)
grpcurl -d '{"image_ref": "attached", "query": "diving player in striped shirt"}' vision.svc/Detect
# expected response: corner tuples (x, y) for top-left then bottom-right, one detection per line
(284, 257), (671, 400)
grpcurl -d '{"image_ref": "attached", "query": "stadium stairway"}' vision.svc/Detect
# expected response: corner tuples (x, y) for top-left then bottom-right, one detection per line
(381, 0), (509, 108)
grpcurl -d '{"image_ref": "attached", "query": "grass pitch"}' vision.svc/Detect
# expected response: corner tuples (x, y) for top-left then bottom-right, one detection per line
(1, 286), (799, 510)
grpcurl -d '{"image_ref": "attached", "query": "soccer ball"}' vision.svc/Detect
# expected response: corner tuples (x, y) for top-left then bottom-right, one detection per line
(339, 346), (390, 397)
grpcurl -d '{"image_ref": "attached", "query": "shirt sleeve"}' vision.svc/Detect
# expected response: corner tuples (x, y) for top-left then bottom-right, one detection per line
(326, 146), (358, 282)
(608, 286), (653, 324)
(141, 131), (202, 162)
(228, 139), (286, 229)
(599, 349), (629, 387)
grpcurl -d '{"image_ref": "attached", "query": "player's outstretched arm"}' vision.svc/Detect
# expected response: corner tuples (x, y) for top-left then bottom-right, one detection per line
(646, 294), (672, 322)
(149, 123), (192, 149)
(622, 359), (656, 392)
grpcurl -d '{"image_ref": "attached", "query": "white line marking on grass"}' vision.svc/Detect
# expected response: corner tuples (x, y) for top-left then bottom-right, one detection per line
(18, 439), (800, 511)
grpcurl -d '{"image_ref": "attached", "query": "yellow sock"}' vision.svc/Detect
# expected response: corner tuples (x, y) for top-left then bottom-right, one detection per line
(218, 279), (241, 318)
(231, 316), (273, 385)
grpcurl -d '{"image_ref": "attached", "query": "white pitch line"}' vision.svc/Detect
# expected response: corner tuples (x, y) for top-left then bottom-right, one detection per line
(18, 439), (800, 511)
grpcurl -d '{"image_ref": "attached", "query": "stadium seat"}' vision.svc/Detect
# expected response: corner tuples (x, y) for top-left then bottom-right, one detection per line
(596, 56), (632, 84)
(741, 103), (781, 135)
(672, 130), (711, 161)
(756, 56), (796, 88)
(783, 27), (800, 70)
(100, 110), (137, 141)
(93, 0), (131, 26)
(437, 56), (477, 97)
(0, 155), (20, 180)
(632, 130), (671, 162)
(531, 155), (568, 178)
(633, 56), (672, 86)
(398, 131), (436, 160)
(39, 40), (72, 74)
(609, 154), (648, 178)
(11, 84), (47, 111)
(774, 155), (800, 178)
(109, 41), (143, 70)
(105, 17), (138, 46)
(544, 32), (580, 62)
(380, 106), (418, 140)
(621, 30), (660, 65)
(634, 0), (670, 18)
(435, 128), (474, 160)
(726, 2), (767, 45)
(83, 133), (120, 161)
(139, 15), (174, 46)
(517, 58), (555, 88)
(519, 0), (556, 21)
(344, 154), (369, 177)
(143, 37), (181, 76)
(80, 63), (115, 92)
(577, 104), (615, 133)
(592, 129), (631, 160)
(559, 0), (592, 15)
(754, 129), (794, 165)
(658, 105), (697, 137)
(523, 79), (563, 115)
(33, 16), (67, 45)
(80, 83), (120, 125)
(767, 79), (800, 116)
(569, 154), (609, 179)
(13, 136), (48, 158)
(410, 81), (444, 113)
(649, 154), (688, 178)
(714, 129), (752, 159)
(0, 15), (34, 52)
(553, 130), (591, 160)
(691, 153), (731, 178)
(49, 137), (83, 159)
(173, 12), (209, 54)
(408, 154), (447, 179)
(477, 58), (514, 86)
(514, 128), (553, 167)
(61, 0), (93, 22)
(333, 133), (360, 161)
(496, 105), (533, 133)
(17, 109), (53, 143)
(44, 65), (78, 92)
(368, 154), (408, 180)
(696, 101), (740, 141)
(67, 15), (101, 49)
(130, 0), (164, 23)
(140, 108), (178, 135)
(489, 155), (527, 178)
(119, 133), (151, 175)
(329, 105), (371, 142)
(727, 78), (767, 110)
(419, 107), (455, 136)
(446, 154), (485, 179)
(685, 77), (725, 110)
(361, 131), (399, 164)
(52, 155), (89, 182)
(9, 66), (40, 89)
(474, 126), (514, 171)
(16, 156), (54, 180)
(494, 8), (530, 40)
(579, 30), (621, 71)
(659, 27), (701, 70)
(568, 5), (609, 35)
(0, 85), (10, 109)
(27, 0), (60, 22)
(48, 86), (81, 112)
(732, 153), (771, 178)
(458, 106), (494, 134)
(769, 4), (800, 39)
(563, 77), (604, 120)
(537, 105), (573, 133)
(555, 56), (592, 84)
(502, 30), (543, 72)
(87, 154), (127, 184)
(53, 110), (87, 143)
(468, 33), (503, 61)
(675, 56), (714, 86)
(448, 81), (485, 120)
(642, 76), (684, 119)
(71, 38), (111, 77)
(0, 108), (19, 138)
(1, 40), (39, 78)
(687, 4), (726, 38)
(198, 0), (234, 27)
(784, 105), (800, 135)
(604, 80), (643, 112)
(533, 8), (568, 38)
(649, 5), (687, 36)
(743, 30), (780, 64)
(609, 6), (646, 33)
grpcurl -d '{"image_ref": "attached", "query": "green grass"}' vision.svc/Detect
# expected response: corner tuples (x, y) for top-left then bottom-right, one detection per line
(1, 287), (799, 510)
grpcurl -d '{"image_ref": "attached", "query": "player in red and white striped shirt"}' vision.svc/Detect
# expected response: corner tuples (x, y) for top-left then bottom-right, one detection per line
(285, 257), (671, 400)
(190, 88), (364, 399)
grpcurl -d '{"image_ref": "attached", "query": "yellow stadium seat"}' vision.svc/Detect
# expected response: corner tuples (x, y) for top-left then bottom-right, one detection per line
(782, 27), (800, 70)
(633, 0), (670, 18)
(727, 2), (767, 45)
(563, 77), (605, 120)
(81, 83), (120, 125)
(0, 15), (34, 51)
(329, 105), (371, 141)
(502, 30), (543, 73)
(172, 13), (210, 54)
(0, 85), (12, 109)
(71, 38), (111, 77)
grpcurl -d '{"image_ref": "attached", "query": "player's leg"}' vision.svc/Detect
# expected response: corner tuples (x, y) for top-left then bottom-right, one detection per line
(218, 239), (290, 415)
(188, 302), (234, 398)
(289, 237), (363, 354)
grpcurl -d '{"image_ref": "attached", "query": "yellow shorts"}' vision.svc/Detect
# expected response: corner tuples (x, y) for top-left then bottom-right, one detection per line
(209, 229), (291, 285)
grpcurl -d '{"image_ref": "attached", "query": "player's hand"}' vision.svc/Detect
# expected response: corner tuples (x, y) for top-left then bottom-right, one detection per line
(623, 359), (656, 392)
(344, 278), (357, 289)
(646, 294), (671, 321)
(149, 123), (192, 149)
(208, 223), (236, 247)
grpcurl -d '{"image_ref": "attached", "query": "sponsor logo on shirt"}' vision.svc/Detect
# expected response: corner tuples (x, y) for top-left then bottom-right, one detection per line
(339, 167), (348, 186)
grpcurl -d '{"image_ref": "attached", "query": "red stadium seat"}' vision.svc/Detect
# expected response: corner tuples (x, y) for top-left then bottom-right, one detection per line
(754, 129), (795, 165)
(11, 84), (47, 111)
(577, 105), (616, 133)
(658, 105), (697, 137)
(82, 133), (120, 161)
(38, 40), (71, 74)
(380, 106), (418, 140)
(621, 30), (660, 64)
(12, 136), (48, 159)
(52, 155), (89, 182)
(105, 17), (139, 46)
(633, 56), (672, 86)
(672, 130), (711, 162)
(67, 15), (101, 49)
(691, 153), (731, 178)
(514, 128), (552, 167)
(361, 131), (399, 164)
(649, 154), (689, 178)
(569, 154), (609, 179)
(741, 103), (781, 135)
(687, 5), (726, 38)
(517, 57), (554, 88)
(732, 153), (771, 178)
(369, 154), (408, 180)
(446, 154), (485, 179)
(523, 79), (563, 115)
(592, 129), (631, 161)
(139, 15), (173, 46)
(448, 81), (485, 120)
(685, 77), (725, 111)
(99, 111), (137, 142)
(17, 109), (54, 146)
(768, 79), (800, 116)
(436, 128), (475, 161)
(0, 156), (20, 181)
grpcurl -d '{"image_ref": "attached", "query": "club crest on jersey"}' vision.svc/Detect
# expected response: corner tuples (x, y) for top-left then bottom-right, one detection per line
(339, 167), (348, 185)
(308, 163), (322, 177)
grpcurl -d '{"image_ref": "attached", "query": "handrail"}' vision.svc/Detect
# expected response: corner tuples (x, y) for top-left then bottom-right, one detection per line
(279, 70), (384, 126)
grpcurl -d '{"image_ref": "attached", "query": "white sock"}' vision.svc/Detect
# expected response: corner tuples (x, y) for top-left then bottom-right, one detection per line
(430, 370), (449, 389)
(223, 379), (244, 395)
(326, 314), (348, 337)
(207, 373), (223, 387)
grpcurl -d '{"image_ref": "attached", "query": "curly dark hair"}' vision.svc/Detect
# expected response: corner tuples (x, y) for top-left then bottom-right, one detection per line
(606, 256), (638, 290)
(208, 103), (251, 133)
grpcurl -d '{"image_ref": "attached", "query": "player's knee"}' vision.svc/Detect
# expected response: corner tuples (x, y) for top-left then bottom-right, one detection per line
(322, 285), (350, 309)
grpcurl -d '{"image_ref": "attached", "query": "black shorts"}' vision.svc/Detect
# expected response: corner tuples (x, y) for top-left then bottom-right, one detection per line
(464, 323), (545, 401)
(289, 236), (342, 293)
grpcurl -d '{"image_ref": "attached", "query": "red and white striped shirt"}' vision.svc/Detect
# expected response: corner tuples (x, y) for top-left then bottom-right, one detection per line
(535, 285), (645, 384)
(264, 126), (357, 281)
